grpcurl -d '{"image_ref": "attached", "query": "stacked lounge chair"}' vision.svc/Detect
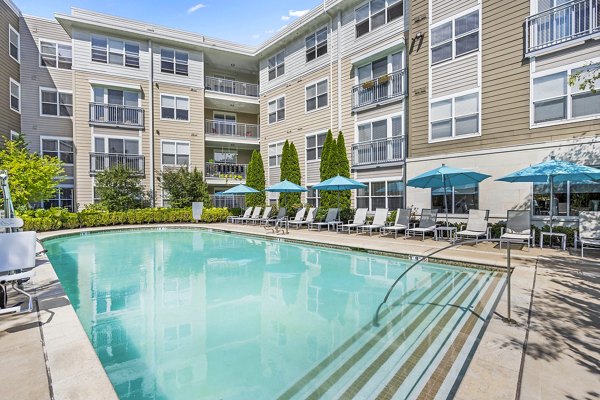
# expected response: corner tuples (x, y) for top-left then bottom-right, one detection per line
(381, 208), (411, 238)
(406, 209), (439, 240)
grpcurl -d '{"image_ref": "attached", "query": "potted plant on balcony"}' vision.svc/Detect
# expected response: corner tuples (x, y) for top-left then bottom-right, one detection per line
(378, 74), (390, 85)
(362, 80), (375, 90)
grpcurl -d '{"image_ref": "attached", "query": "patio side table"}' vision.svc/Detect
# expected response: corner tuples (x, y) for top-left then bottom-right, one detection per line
(540, 231), (566, 251)
(435, 226), (456, 242)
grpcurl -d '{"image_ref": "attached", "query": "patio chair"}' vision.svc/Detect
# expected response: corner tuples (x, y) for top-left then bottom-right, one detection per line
(309, 208), (339, 231)
(406, 209), (439, 240)
(289, 208), (316, 229)
(575, 211), (600, 258)
(381, 208), (411, 239)
(250, 206), (272, 225)
(338, 208), (368, 234)
(228, 207), (252, 223)
(359, 208), (389, 236)
(499, 210), (534, 249)
(240, 207), (262, 224)
(455, 209), (490, 243)
(264, 207), (287, 227)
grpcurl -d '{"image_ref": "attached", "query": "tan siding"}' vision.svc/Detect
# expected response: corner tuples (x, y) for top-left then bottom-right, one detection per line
(356, 166), (403, 180)
(535, 41), (600, 72)
(204, 108), (257, 125)
(0, 1), (20, 139)
(431, 54), (478, 98)
(431, 0), (479, 24)
(305, 160), (320, 184)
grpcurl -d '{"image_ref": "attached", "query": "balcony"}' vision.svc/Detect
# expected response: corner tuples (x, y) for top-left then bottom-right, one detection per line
(351, 137), (405, 169)
(210, 194), (246, 209)
(351, 69), (406, 110)
(205, 162), (248, 182)
(526, 0), (600, 55)
(89, 103), (144, 129)
(89, 153), (145, 176)
(205, 120), (260, 142)
(204, 76), (259, 98)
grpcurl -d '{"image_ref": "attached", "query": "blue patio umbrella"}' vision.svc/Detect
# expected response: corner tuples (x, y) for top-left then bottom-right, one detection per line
(313, 175), (367, 215)
(217, 184), (260, 195)
(497, 157), (600, 232)
(407, 164), (491, 226)
(265, 180), (308, 193)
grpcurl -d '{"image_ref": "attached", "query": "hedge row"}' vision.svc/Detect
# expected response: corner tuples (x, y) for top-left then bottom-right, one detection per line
(19, 207), (231, 232)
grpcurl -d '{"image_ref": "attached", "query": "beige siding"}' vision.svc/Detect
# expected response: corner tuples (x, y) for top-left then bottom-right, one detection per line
(0, 0), (20, 139)
(535, 41), (600, 72)
(356, 166), (403, 180)
(355, 102), (404, 123)
(204, 108), (258, 125)
(431, 53), (479, 98)
(305, 160), (320, 184)
(431, 0), (479, 24)
(152, 44), (203, 87)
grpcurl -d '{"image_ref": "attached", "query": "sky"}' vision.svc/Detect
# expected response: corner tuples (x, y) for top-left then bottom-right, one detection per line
(14, 0), (323, 46)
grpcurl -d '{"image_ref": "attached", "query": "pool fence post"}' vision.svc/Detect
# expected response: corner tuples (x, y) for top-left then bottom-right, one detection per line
(506, 243), (513, 324)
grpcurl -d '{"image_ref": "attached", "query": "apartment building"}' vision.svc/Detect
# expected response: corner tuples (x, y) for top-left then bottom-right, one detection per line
(0, 0), (21, 141)
(3, 0), (599, 225)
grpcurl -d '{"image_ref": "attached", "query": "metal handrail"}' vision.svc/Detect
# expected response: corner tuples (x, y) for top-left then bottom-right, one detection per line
(351, 69), (406, 109)
(204, 76), (260, 97)
(373, 238), (514, 326)
(351, 136), (405, 167)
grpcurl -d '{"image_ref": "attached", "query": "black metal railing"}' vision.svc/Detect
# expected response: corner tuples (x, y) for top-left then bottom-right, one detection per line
(205, 162), (248, 181)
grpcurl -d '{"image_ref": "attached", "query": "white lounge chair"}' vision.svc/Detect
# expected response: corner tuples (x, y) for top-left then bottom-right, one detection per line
(309, 208), (339, 231)
(250, 206), (272, 225)
(360, 208), (389, 236)
(264, 207), (287, 227)
(406, 209), (439, 240)
(338, 208), (368, 233)
(455, 209), (490, 243)
(289, 208), (315, 229)
(240, 207), (262, 224)
(228, 207), (252, 223)
(381, 208), (411, 239)
(500, 210), (534, 249)
(575, 211), (600, 258)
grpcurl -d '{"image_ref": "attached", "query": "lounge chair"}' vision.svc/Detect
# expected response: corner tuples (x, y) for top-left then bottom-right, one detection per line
(338, 208), (368, 233)
(381, 208), (411, 239)
(455, 209), (490, 243)
(499, 210), (534, 249)
(575, 211), (600, 257)
(250, 206), (272, 225)
(357, 208), (388, 236)
(228, 207), (252, 223)
(406, 209), (439, 240)
(287, 207), (307, 227)
(240, 207), (262, 224)
(309, 208), (339, 231)
(289, 208), (316, 229)
(264, 207), (287, 227)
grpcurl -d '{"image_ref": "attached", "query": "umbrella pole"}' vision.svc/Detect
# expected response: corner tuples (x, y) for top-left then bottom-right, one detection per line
(443, 175), (449, 227)
(337, 190), (341, 220)
(549, 175), (554, 234)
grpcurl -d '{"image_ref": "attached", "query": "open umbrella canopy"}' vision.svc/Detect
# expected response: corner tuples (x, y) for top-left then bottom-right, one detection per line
(217, 184), (259, 195)
(407, 165), (491, 188)
(265, 180), (308, 193)
(496, 158), (600, 183)
(312, 175), (367, 191)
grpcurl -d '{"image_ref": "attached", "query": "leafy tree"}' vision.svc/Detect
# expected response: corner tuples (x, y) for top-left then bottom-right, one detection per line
(95, 165), (146, 212)
(0, 135), (64, 210)
(336, 131), (351, 209)
(245, 150), (266, 206)
(159, 167), (210, 208)
(319, 130), (337, 208)
(280, 141), (302, 209)
(569, 63), (599, 93)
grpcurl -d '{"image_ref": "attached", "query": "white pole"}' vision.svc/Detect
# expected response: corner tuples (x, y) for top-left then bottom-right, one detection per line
(549, 175), (554, 234)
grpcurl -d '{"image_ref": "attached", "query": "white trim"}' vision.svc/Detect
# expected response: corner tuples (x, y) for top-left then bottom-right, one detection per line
(430, 5), (480, 67)
(354, 0), (405, 40)
(305, 24), (329, 64)
(212, 110), (237, 120)
(38, 38), (72, 69)
(267, 140), (286, 168)
(39, 86), (73, 119)
(159, 46), (189, 76)
(267, 49), (286, 81)
(350, 41), (405, 65)
(354, 111), (403, 144)
(9, 77), (20, 114)
(90, 34), (140, 69)
(304, 77), (329, 114)
(160, 139), (191, 171)
(159, 93), (190, 122)
(428, 88), (481, 144)
(39, 135), (75, 167)
(9, 130), (20, 140)
(92, 135), (142, 154)
(88, 79), (142, 91)
(267, 94), (286, 124)
(8, 24), (19, 63)
(304, 130), (328, 163)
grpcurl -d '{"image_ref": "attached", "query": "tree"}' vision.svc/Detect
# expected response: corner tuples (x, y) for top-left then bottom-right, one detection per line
(569, 64), (599, 93)
(95, 165), (146, 211)
(159, 167), (210, 208)
(280, 141), (302, 209)
(336, 131), (351, 209)
(319, 130), (337, 208)
(245, 150), (266, 206)
(0, 135), (64, 210)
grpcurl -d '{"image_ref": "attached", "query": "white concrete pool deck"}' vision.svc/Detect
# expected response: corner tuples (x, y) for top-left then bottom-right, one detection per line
(0, 223), (598, 399)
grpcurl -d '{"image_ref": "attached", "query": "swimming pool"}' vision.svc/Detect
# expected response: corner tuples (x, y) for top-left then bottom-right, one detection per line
(44, 229), (504, 400)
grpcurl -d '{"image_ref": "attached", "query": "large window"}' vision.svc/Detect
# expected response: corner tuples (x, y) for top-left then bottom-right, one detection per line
(430, 91), (479, 141)
(9, 25), (19, 62)
(306, 79), (328, 112)
(9, 78), (20, 113)
(268, 142), (284, 167)
(356, 180), (404, 211)
(306, 132), (327, 161)
(306, 187), (320, 207)
(162, 141), (190, 167)
(91, 36), (139, 68)
(268, 51), (285, 80)
(161, 94), (189, 121)
(42, 186), (74, 211)
(306, 27), (327, 62)
(533, 66), (600, 124)
(268, 96), (285, 124)
(41, 138), (74, 164)
(431, 10), (479, 64)
(94, 137), (139, 155)
(533, 176), (600, 217)
(40, 41), (72, 69)
(40, 88), (73, 117)
(431, 183), (479, 214)
(161, 48), (189, 76)
(357, 116), (402, 142)
(355, 0), (403, 38)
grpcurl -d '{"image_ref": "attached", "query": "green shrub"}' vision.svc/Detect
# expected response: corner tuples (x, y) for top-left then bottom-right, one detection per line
(201, 208), (231, 223)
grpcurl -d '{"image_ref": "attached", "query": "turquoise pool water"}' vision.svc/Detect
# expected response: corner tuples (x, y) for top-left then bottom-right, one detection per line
(44, 229), (503, 400)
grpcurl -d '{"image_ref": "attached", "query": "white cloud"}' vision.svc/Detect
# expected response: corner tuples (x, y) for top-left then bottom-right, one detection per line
(281, 15), (290, 21)
(187, 3), (206, 14)
(265, 29), (275, 34)
(251, 34), (260, 39)
(289, 9), (309, 17)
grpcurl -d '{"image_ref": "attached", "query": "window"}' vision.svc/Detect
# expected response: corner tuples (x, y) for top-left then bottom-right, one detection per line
(268, 96), (285, 124)
(10, 131), (21, 141)
(9, 25), (19, 62)
(306, 27), (327, 62)
(430, 92), (479, 141)
(533, 174), (600, 217)
(355, 0), (403, 38)
(9, 78), (20, 113)
(161, 49), (189, 76)
(358, 57), (389, 84)
(356, 180), (404, 211)
(268, 142), (284, 167)
(91, 36), (139, 68)
(306, 79), (328, 112)
(162, 141), (190, 167)
(268, 51), (285, 80)
(40, 88), (73, 117)
(213, 151), (237, 163)
(42, 186), (74, 212)
(431, 10), (479, 64)
(41, 138), (74, 164)
(161, 95), (189, 121)
(431, 183), (479, 214)
(306, 132), (327, 161)
(306, 187), (320, 207)
(94, 137), (139, 155)
(40, 41), (72, 69)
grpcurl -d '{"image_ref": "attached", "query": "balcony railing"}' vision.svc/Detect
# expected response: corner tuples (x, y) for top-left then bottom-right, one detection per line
(526, 0), (600, 54)
(205, 162), (248, 181)
(205, 120), (260, 140)
(89, 153), (145, 175)
(351, 69), (406, 110)
(205, 76), (259, 98)
(89, 103), (144, 128)
(351, 137), (405, 168)
(210, 194), (246, 209)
